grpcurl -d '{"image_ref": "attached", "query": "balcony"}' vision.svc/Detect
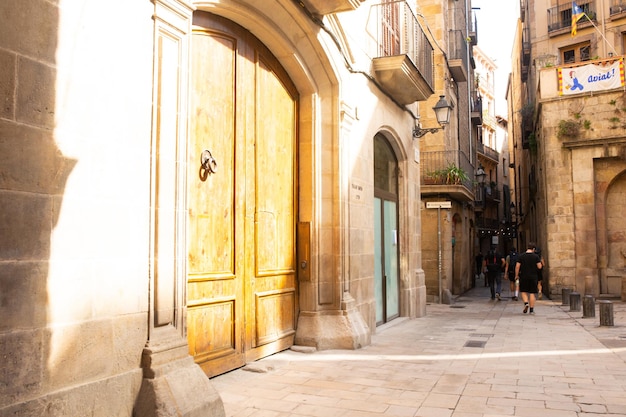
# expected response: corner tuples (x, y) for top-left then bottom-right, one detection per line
(522, 26), (531, 67)
(471, 91), (482, 125)
(610, 0), (626, 16)
(420, 150), (475, 201)
(468, 10), (478, 46)
(476, 216), (500, 232)
(371, 1), (434, 105)
(537, 56), (625, 100)
(301, 0), (364, 15)
(448, 30), (469, 82)
(476, 142), (499, 163)
(547, 1), (596, 34)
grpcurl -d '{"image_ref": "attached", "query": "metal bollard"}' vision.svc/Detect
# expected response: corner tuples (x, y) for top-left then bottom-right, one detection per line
(582, 295), (595, 318)
(562, 288), (572, 305)
(569, 292), (581, 311)
(599, 300), (614, 326)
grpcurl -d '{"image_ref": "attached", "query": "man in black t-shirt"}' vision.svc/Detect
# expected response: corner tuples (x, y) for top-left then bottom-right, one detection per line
(515, 242), (543, 314)
(484, 248), (505, 300)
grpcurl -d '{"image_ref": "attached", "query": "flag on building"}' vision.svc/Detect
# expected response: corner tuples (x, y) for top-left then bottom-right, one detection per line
(571, 2), (585, 36)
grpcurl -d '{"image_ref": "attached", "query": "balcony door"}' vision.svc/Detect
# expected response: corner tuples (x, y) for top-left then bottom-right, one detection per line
(374, 134), (399, 325)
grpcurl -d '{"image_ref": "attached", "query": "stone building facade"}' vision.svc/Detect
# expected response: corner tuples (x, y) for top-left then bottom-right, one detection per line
(419, 0), (480, 302)
(0, 0), (475, 415)
(508, 0), (626, 300)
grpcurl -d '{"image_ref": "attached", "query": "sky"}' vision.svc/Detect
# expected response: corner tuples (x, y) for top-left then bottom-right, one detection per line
(471, 0), (520, 116)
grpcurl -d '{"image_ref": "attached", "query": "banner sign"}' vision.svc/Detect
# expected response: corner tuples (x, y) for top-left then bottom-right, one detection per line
(558, 59), (625, 95)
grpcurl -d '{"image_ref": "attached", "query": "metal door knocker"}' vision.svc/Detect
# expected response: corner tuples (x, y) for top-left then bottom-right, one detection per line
(200, 149), (218, 174)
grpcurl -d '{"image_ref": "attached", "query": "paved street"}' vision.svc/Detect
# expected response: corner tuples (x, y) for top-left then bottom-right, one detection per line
(211, 283), (626, 417)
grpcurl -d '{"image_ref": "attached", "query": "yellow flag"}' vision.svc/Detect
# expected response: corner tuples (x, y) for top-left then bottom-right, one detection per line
(571, 2), (584, 36)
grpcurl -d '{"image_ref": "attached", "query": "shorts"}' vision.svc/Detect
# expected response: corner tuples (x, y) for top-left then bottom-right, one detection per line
(519, 277), (538, 294)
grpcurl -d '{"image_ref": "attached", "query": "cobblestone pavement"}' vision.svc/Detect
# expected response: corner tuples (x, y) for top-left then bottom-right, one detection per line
(211, 283), (626, 417)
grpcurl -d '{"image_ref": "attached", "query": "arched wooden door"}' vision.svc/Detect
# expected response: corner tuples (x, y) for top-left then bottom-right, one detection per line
(187, 12), (299, 377)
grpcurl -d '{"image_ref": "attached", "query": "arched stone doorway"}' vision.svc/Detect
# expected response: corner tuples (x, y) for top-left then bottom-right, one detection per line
(604, 170), (626, 296)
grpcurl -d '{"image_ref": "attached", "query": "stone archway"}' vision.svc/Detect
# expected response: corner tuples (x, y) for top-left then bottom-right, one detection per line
(604, 170), (626, 296)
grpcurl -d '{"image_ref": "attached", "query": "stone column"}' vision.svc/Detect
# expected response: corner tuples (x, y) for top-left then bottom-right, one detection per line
(134, 1), (224, 415)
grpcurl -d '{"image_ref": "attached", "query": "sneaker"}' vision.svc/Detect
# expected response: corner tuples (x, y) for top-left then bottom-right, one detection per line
(512, 296), (518, 301)
(529, 309), (535, 314)
(523, 304), (529, 314)
(496, 293), (501, 300)
(538, 292), (543, 300)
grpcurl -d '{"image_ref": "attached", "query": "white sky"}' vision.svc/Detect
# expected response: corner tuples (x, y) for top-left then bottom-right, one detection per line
(472, 0), (520, 116)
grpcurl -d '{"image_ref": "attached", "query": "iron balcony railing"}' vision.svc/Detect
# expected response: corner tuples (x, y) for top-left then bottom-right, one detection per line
(373, 1), (434, 92)
(476, 142), (499, 162)
(420, 150), (474, 192)
(449, 29), (469, 70)
(610, 0), (626, 15)
(471, 90), (482, 113)
(476, 216), (500, 231)
(547, 1), (596, 33)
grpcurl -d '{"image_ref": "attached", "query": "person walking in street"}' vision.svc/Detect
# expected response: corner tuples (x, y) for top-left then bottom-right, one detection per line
(535, 247), (545, 299)
(515, 242), (543, 314)
(504, 247), (519, 301)
(484, 247), (505, 300)
(475, 252), (484, 285)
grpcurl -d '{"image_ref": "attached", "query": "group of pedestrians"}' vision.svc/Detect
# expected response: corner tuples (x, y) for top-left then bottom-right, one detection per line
(477, 242), (544, 314)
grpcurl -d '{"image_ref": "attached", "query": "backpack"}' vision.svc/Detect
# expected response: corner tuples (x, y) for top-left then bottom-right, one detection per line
(486, 251), (500, 272)
(507, 251), (518, 276)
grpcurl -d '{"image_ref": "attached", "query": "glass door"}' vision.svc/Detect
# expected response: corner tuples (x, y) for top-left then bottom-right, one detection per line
(374, 134), (399, 325)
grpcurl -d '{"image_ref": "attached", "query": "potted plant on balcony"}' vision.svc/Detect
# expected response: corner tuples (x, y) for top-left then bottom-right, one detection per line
(425, 163), (469, 185)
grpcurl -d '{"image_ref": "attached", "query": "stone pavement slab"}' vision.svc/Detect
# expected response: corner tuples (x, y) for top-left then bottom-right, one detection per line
(211, 286), (626, 416)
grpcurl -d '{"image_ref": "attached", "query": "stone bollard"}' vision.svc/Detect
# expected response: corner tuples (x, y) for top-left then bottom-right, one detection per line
(569, 292), (581, 311)
(562, 288), (572, 306)
(582, 295), (595, 318)
(599, 300), (614, 326)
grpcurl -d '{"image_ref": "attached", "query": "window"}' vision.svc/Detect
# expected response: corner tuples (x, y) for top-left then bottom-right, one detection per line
(561, 42), (591, 64)
(380, 0), (400, 56)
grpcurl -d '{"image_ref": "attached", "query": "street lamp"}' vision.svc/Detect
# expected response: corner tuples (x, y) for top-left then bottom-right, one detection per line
(413, 95), (452, 138)
(475, 165), (486, 184)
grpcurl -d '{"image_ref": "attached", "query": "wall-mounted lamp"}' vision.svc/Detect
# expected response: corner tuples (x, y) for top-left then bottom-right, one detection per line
(475, 164), (486, 184)
(413, 95), (452, 138)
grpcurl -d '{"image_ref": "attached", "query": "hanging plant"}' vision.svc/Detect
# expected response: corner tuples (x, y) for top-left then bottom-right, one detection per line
(557, 119), (580, 138)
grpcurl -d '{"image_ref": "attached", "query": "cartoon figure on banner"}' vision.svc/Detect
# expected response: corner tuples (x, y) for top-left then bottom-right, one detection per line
(565, 70), (584, 91)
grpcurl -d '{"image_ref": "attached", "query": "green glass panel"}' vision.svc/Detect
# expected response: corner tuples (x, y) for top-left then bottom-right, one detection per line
(374, 198), (383, 323)
(384, 200), (399, 319)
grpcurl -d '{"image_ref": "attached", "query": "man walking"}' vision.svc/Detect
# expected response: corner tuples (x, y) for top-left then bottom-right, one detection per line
(504, 247), (519, 301)
(515, 242), (543, 314)
(484, 247), (505, 300)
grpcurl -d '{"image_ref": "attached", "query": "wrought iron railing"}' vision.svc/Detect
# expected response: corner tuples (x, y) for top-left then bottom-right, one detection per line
(476, 142), (499, 162)
(420, 150), (474, 192)
(449, 29), (469, 70)
(476, 217), (500, 231)
(610, 0), (626, 15)
(471, 90), (482, 114)
(547, 1), (596, 33)
(372, 1), (434, 92)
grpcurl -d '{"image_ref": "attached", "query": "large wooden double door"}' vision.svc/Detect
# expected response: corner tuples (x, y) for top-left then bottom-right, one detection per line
(187, 12), (298, 377)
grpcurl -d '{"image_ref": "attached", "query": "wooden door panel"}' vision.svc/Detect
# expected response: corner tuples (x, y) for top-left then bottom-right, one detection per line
(246, 55), (297, 356)
(189, 11), (298, 374)
(188, 29), (245, 376)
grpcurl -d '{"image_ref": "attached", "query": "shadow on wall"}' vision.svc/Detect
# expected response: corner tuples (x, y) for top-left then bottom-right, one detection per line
(0, 1), (75, 412)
